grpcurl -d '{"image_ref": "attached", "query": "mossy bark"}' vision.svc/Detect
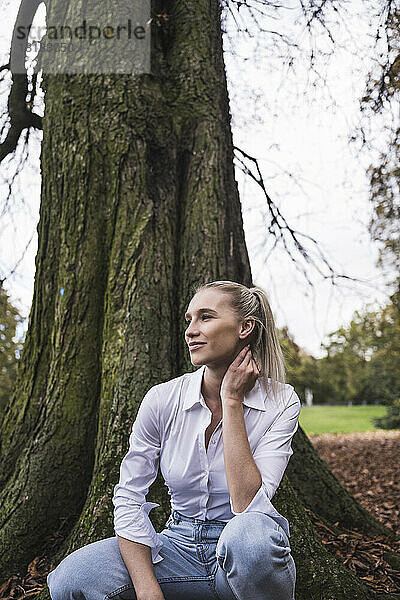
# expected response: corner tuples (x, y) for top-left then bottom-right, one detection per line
(0, 1), (393, 597)
(60, 0), (252, 557)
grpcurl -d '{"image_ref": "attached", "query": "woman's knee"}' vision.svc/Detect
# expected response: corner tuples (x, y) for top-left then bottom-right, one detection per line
(47, 537), (125, 600)
(47, 551), (85, 600)
(47, 548), (91, 600)
(217, 512), (292, 574)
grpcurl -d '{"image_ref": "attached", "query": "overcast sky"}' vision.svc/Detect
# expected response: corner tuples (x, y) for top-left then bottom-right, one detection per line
(224, 1), (396, 356)
(0, 0), (396, 358)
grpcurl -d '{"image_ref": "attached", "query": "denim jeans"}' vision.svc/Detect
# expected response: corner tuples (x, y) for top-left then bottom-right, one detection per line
(47, 509), (296, 600)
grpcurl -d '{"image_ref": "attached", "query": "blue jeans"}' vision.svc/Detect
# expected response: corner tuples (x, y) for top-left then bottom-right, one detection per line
(47, 509), (296, 600)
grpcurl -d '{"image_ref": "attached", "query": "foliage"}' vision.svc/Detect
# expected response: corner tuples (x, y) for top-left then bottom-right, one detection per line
(374, 398), (400, 430)
(278, 326), (319, 403)
(0, 284), (23, 415)
(357, 6), (400, 428)
(313, 294), (400, 425)
(280, 293), (400, 423)
(359, 6), (400, 276)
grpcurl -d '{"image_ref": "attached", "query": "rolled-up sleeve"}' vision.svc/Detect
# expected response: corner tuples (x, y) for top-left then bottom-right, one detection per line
(229, 388), (301, 537)
(113, 385), (164, 563)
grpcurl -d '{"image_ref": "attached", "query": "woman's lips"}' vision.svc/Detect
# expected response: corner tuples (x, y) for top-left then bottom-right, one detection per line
(189, 343), (206, 351)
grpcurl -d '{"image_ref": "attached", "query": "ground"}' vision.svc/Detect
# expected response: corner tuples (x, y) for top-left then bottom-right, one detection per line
(310, 430), (399, 534)
(309, 430), (400, 597)
(0, 430), (399, 599)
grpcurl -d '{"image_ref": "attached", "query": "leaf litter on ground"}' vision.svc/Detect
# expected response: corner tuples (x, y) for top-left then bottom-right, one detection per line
(309, 430), (400, 595)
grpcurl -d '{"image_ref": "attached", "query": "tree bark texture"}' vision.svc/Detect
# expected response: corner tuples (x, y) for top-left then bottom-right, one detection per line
(0, 1), (395, 598)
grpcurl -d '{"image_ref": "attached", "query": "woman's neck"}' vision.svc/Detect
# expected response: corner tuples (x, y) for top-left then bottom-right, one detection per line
(201, 365), (227, 405)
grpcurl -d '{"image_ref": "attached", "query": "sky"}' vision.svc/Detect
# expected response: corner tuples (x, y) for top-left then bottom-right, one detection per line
(0, 0), (396, 358)
(224, 0), (396, 356)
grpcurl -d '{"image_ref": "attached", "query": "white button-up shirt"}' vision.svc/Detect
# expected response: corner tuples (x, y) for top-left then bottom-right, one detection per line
(113, 364), (301, 564)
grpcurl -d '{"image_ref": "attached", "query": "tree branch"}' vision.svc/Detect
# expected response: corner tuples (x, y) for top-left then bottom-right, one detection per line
(234, 145), (363, 286)
(0, 0), (43, 163)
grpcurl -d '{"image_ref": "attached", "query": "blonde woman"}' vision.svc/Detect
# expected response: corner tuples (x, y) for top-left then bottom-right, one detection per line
(47, 280), (301, 600)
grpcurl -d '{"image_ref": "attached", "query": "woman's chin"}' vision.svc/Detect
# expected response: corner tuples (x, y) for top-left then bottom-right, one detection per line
(190, 356), (205, 366)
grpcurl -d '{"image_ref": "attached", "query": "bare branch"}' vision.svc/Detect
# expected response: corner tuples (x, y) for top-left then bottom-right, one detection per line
(0, 225), (36, 282)
(234, 145), (363, 286)
(0, 0), (43, 163)
(0, 74), (42, 162)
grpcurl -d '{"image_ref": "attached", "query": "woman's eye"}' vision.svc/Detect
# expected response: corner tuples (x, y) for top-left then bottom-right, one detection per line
(184, 315), (211, 325)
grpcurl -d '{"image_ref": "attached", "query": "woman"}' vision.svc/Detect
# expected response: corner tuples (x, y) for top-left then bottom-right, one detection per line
(47, 280), (301, 600)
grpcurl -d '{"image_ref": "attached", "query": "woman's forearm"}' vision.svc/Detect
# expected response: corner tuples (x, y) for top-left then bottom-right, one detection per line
(117, 535), (164, 600)
(221, 399), (262, 513)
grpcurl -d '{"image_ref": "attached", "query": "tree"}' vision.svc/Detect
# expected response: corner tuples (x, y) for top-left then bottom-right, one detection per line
(0, 1), (397, 599)
(360, 5), (400, 277)
(358, 4), (400, 428)
(370, 292), (400, 428)
(301, 297), (400, 409)
(0, 283), (23, 415)
(278, 325), (319, 404)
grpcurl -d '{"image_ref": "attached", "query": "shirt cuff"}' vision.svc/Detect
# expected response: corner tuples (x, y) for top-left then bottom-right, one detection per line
(229, 483), (291, 538)
(114, 501), (164, 563)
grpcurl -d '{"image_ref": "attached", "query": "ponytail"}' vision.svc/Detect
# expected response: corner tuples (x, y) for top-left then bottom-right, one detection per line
(193, 280), (286, 405)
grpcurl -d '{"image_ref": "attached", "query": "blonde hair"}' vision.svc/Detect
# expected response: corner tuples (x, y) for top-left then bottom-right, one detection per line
(193, 280), (286, 405)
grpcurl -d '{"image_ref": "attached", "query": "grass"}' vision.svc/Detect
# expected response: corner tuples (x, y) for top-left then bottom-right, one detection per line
(299, 404), (388, 435)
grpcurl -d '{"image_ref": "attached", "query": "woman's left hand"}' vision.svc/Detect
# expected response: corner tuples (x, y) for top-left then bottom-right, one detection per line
(220, 344), (260, 405)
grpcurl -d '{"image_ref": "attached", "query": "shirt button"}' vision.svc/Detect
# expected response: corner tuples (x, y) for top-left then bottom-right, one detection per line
(211, 440), (216, 444)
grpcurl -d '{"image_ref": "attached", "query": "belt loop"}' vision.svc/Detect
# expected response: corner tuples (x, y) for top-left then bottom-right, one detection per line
(173, 510), (180, 524)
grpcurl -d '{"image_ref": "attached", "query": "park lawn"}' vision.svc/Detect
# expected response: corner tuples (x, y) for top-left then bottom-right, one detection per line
(299, 404), (387, 435)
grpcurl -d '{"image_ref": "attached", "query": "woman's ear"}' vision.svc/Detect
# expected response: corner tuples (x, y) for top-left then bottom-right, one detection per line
(239, 317), (256, 340)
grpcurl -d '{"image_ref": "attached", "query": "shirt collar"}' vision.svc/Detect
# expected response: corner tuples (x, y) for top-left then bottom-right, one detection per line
(182, 364), (267, 412)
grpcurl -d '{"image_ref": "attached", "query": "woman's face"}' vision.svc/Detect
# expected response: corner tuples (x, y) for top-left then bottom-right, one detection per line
(184, 288), (251, 368)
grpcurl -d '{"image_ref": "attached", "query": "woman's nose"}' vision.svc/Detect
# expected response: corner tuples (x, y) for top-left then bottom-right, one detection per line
(186, 321), (199, 336)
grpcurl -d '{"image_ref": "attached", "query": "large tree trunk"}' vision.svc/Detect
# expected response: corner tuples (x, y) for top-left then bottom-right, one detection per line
(0, 1), (395, 597)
